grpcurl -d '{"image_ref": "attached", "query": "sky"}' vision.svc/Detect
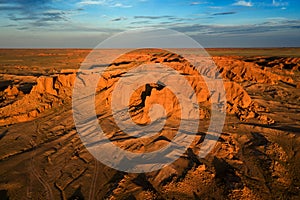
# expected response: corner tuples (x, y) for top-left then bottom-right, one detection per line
(0, 0), (299, 48)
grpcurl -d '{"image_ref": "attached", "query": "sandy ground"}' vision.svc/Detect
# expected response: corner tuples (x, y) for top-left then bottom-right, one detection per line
(0, 48), (299, 200)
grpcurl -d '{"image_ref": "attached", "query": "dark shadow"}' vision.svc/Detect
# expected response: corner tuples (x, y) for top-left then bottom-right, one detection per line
(130, 82), (165, 112)
(0, 130), (8, 140)
(248, 132), (269, 147)
(0, 190), (9, 200)
(0, 80), (13, 91)
(212, 157), (243, 190)
(89, 64), (109, 69)
(140, 84), (153, 108)
(67, 186), (84, 200)
(122, 194), (136, 200)
(110, 61), (131, 66)
(163, 57), (181, 62)
(19, 83), (35, 94)
(241, 122), (300, 134)
(152, 135), (172, 143)
(132, 173), (157, 192)
(279, 80), (297, 88)
(104, 172), (126, 198)
(176, 148), (202, 182)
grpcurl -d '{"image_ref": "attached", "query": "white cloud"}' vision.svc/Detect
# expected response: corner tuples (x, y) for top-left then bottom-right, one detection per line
(208, 6), (223, 10)
(111, 3), (132, 8)
(78, 0), (132, 8)
(233, 1), (253, 7)
(190, 1), (207, 6)
(272, 0), (288, 7)
(78, 0), (106, 5)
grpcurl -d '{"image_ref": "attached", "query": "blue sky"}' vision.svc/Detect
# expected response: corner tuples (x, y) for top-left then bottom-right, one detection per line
(0, 0), (299, 47)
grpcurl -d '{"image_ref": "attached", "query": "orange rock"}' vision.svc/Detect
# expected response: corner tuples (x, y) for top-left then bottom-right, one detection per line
(54, 74), (76, 96)
(213, 56), (291, 84)
(32, 76), (57, 95)
(28, 109), (38, 118)
(224, 82), (252, 108)
(55, 74), (76, 89)
(4, 86), (19, 96)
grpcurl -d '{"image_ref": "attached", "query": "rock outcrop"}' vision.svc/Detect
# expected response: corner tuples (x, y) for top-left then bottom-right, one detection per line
(213, 57), (294, 84)
(0, 74), (76, 125)
(4, 86), (20, 97)
(31, 77), (58, 96)
(0, 51), (280, 125)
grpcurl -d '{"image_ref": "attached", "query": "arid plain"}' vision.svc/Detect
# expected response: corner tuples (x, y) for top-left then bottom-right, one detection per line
(0, 48), (299, 200)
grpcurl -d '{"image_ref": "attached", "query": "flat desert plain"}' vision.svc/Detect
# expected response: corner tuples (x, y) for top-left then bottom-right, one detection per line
(0, 48), (300, 200)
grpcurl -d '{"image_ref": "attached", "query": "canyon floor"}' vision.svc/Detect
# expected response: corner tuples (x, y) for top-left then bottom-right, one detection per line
(0, 48), (299, 200)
